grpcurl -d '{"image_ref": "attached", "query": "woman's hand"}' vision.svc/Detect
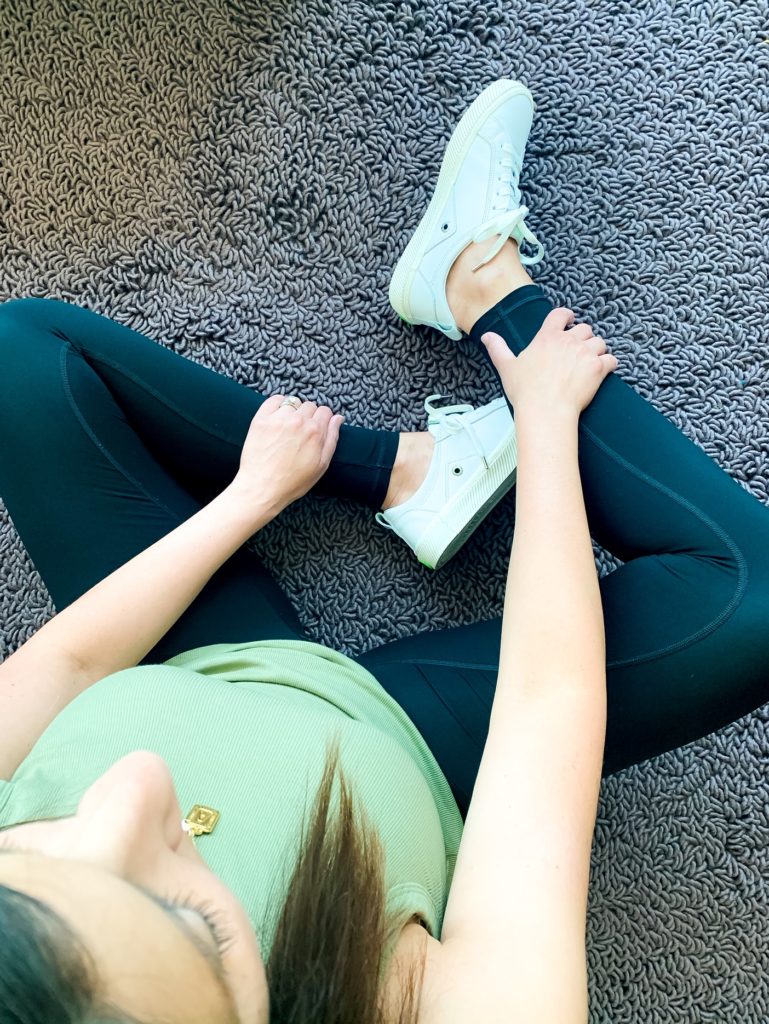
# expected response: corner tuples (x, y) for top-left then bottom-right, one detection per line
(0, 395), (346, 779)
(232, 394), (344, 513)
(481, 307), (618, 419)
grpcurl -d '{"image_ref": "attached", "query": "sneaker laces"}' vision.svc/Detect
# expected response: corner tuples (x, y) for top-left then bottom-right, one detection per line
(470, 142), (545, 270)
(490, 141), (521, 214)
(424, 394), (489, 470)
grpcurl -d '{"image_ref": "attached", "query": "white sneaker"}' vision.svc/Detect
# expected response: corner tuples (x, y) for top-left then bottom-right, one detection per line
(389, 79), (543, 341)
(375, 394), (517, 569)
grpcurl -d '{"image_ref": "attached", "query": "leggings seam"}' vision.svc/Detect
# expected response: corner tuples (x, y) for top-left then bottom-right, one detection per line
(365, 656), (499, 672)
(59, 343), (184, 524)
(417, 664), (480, 744)
(74, 347), (247, 452)
(78, 347), (396, 505)
(580, 421), (749, 668)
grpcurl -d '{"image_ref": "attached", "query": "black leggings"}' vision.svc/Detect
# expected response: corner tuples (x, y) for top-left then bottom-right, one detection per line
(1, 288), (768, 816)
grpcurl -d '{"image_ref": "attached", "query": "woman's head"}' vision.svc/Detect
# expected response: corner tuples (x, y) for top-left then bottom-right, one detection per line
(0, 750), (267, 1022)
(0, 749), (424, 1024)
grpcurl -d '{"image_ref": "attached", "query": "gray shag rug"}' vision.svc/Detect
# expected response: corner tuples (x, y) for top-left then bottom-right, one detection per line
(1, 0), (768, 1019)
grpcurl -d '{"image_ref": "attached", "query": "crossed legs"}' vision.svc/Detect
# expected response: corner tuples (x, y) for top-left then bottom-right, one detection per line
(2, 242), (769, 815)
(358, 244), (769, 811)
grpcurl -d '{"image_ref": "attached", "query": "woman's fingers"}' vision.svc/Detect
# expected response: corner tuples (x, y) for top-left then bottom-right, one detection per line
(291, 402), (343, 467)
(258, 395), (326, 418)
(313, 406), (343, 467)
(321, 414), (345, 464)
(567, 322), (594, 342)
(312, 404), (332, 423)
(297, 400), (317, 418)
(259, 394), (287, 415)
(259, 395), (343, 426)
(545, 306), (575, 330)
(480, 331), (516, 367)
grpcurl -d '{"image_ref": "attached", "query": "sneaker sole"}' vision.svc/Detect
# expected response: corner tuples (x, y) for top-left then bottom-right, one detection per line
(389, 79), (534, 332)
(416, 431), (518, 570)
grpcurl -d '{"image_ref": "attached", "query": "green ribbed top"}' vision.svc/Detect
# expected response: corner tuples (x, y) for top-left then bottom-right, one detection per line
(0, 640), (464, 957)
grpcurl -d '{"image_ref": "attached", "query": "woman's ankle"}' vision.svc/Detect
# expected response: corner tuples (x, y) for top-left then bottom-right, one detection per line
(381, 431), (435, 511)
(446, 238), (534, 334)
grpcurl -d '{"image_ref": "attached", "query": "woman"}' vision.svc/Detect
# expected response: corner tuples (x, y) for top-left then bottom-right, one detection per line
(1, 78), (768, 1024)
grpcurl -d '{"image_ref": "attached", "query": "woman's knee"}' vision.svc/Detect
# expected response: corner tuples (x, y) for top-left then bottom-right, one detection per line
(0, 298), (74, 397)
(0, 297), (69, 334)
(0, 297), (73, 361)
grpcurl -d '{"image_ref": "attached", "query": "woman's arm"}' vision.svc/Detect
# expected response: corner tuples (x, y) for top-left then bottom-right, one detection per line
(0, 484), (278, 780)
(432, 410), (604, 1023)
(420, 315), (613, 1024)
(0, 396), (343, 780)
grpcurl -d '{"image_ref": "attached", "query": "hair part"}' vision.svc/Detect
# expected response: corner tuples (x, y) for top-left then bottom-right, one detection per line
(0, 746), (425, 1024)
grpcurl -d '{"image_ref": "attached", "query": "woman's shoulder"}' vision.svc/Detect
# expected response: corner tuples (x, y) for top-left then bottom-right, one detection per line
(381, 918), (442, 1024)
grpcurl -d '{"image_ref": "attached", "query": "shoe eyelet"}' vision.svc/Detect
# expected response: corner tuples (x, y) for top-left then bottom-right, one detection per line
(451, 464), (463, 476)
(441, 222), (449, 232)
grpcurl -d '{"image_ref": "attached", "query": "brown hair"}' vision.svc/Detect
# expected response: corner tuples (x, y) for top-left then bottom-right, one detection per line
(0, 745), (427, 1023)
(266, 743), (427, 1023)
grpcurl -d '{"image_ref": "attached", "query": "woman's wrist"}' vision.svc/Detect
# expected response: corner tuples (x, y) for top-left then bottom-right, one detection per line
(512, 401), (580, 437)
(512, 403), (581, 500)
(221, 476), (287, 529)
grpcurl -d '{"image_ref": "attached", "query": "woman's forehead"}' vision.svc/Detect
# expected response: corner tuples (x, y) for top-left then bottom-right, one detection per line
(0, 852), (240, 1021)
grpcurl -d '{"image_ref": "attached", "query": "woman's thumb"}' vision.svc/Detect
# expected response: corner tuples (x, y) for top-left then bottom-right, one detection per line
(480, 331), (515, 362)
